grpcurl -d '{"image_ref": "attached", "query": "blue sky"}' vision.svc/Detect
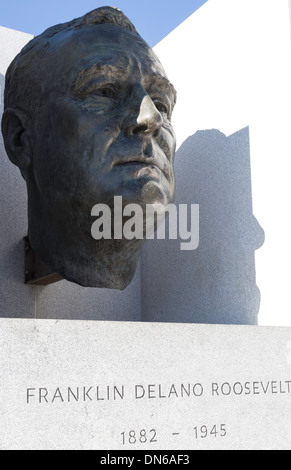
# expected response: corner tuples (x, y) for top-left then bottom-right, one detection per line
(1, 0), (208, 46)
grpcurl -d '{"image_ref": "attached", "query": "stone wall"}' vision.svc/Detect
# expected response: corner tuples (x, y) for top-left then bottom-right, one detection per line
(1, 0), (291, 325)
(146, 0), (291, 326)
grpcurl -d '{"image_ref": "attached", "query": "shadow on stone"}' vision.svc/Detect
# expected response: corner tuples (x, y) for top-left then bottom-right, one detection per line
(141, 127), (265, 325)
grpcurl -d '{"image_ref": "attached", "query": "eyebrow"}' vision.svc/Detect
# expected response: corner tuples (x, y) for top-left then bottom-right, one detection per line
(147, 74), (177, 106)
(72, 64), (177, 105)
(72, 63), (126, 93)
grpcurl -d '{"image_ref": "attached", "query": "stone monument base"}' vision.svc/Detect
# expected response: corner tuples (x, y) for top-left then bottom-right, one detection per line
(0, 319), (290, 450)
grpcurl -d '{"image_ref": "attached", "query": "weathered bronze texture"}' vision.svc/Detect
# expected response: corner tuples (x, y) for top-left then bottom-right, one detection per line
(1, 7), (176, 289)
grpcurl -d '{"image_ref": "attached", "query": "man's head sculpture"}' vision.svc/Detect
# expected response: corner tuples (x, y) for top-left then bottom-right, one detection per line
(1, 7), (177, 289)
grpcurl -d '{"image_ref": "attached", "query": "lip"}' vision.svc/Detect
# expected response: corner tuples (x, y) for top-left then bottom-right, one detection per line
(113, 157), (171, 179)
(114, 157), (161, 169)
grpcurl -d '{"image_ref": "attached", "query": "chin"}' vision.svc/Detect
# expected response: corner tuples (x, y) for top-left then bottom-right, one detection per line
(140, 179), (174, 207)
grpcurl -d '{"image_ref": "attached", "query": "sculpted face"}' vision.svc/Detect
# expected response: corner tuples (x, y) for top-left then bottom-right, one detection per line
(2, 15), (177, 289)
(33, 25), (176, 213)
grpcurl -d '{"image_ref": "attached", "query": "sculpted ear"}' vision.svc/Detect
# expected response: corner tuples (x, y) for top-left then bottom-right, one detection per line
(1, 108), (32, 170)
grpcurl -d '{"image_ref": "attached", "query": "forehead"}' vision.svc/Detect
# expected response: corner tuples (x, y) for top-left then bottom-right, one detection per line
(50, 24), (174, 92)
(55, 25), (162, 72)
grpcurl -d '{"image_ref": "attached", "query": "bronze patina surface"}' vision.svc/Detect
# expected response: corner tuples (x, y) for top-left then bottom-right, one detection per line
(1, 7), (176, 289)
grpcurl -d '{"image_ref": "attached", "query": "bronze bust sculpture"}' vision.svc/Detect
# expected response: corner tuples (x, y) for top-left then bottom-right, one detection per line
(1, 7), (176, 289)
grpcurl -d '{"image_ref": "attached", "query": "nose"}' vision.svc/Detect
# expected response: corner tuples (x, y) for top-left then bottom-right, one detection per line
(125, 95), (163, 138)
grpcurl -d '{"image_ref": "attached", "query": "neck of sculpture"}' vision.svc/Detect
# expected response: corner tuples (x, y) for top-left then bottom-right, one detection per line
(27, 194), (143, 290)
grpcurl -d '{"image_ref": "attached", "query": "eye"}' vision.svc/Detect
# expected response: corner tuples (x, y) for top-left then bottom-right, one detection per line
(152, 99), (170, 117)
(89, 84), (118, 99)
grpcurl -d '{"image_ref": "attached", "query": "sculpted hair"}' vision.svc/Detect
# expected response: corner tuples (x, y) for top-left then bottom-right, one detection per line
(3, 7), (139, 115)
